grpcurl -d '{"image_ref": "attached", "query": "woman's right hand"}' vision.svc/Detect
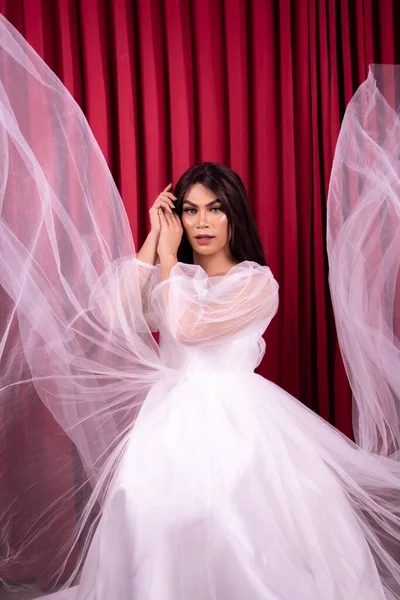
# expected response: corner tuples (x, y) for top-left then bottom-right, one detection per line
(149, 184), (176, 236)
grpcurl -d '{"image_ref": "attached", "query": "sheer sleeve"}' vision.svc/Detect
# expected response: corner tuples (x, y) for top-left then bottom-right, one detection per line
(135, 259), (160, 332)
(87, 258), (160, 334)
(151, 261), (279, 345)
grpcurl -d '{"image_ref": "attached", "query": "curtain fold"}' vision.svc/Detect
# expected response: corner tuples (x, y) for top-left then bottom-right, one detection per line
(0, 0), (399, 586)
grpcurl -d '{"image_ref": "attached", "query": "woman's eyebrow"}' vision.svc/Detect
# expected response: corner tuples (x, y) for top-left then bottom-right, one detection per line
(182, 199), (221, 207)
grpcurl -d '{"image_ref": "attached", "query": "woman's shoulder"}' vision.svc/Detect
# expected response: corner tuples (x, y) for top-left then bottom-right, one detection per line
(226, 260), (273, 276)
(174, 260), (274, 281)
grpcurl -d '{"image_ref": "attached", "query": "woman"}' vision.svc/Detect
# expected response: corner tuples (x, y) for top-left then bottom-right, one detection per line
(65, 162), (281, 599)
(0, 15), (399, 600)
(48, 161), (399, 600)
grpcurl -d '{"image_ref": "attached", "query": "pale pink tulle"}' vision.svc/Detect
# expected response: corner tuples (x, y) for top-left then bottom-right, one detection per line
(327, 64), (400, 458)
(0, 16), (169, 477)
(0, 14), (169, 581)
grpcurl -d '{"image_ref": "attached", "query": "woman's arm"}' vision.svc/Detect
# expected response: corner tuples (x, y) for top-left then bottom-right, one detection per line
(136, 230), (159, 266)
(132, 185), (177, 329)
(136, 184), (176, 266)
(156, 204), (181, 281)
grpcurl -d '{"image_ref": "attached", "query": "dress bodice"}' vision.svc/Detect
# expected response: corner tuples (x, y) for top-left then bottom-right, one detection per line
(145, 259), (279, 377)
(158, 324), (267, 375)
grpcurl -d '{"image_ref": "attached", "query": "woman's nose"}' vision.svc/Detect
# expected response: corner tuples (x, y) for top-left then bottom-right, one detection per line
(196, 210), (210, 226)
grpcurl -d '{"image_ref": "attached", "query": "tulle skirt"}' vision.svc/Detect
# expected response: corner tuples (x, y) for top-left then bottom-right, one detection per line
(46, 371), (400, 600)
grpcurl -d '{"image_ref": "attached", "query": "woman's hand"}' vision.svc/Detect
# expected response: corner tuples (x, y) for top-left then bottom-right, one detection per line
(149, 184), (176, 236)
(136, 185), (176, 266)
(157, 206), (183, 261)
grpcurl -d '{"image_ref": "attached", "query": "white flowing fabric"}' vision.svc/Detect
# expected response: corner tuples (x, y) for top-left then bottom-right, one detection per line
(327, 64), (400, 458)
(0, 14), (170, 581)
(47, 260), (400, 600)
(0, 14), (399, 600)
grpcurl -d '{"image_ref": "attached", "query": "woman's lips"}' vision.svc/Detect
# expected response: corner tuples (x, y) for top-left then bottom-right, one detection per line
(195, 236), (214, 245)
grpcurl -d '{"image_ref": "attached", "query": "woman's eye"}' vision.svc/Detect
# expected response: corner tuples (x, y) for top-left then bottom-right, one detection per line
(183, 207), (222, 214)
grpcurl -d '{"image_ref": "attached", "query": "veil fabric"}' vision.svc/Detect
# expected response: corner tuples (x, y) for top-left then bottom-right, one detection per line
(0, 15), (171, 474)
(0, 15), (170, 581)
(327, 64), (400, 459)
(0, 12), (399, 591)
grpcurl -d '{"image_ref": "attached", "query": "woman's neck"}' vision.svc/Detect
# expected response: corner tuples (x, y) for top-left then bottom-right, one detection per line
(193, 251), (239, 277)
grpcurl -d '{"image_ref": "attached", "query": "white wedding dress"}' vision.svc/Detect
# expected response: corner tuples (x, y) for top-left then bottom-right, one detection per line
(0, 15), (399, 600)
(44, 260), (398, 600)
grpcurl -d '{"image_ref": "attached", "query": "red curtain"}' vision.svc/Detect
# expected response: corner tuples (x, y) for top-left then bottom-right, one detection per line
(1, 0), (399, 587)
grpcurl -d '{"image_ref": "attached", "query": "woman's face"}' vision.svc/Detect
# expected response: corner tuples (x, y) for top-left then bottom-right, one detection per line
(181, 183), (231, 257)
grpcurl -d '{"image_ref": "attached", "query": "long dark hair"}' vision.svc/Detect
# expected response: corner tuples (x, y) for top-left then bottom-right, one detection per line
(173, 162), (267, 266)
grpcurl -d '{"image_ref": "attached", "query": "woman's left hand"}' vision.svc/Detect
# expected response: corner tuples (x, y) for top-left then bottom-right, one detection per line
(157, 207), (183, 260)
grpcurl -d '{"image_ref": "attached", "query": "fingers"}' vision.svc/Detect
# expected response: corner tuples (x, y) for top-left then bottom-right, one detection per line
(171, 210), (182, 227)
(161, 191), (177, 203)
(159, 206), (182, 230)
(155, 195), (175, 212)
(160, 184), (176, 206)
(162, 207), (174, 227)
(150, 184), (177, 215)
(158, 207), (168, 226)
(155, 198), (173, 213)
(159, 191), (176, 201)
